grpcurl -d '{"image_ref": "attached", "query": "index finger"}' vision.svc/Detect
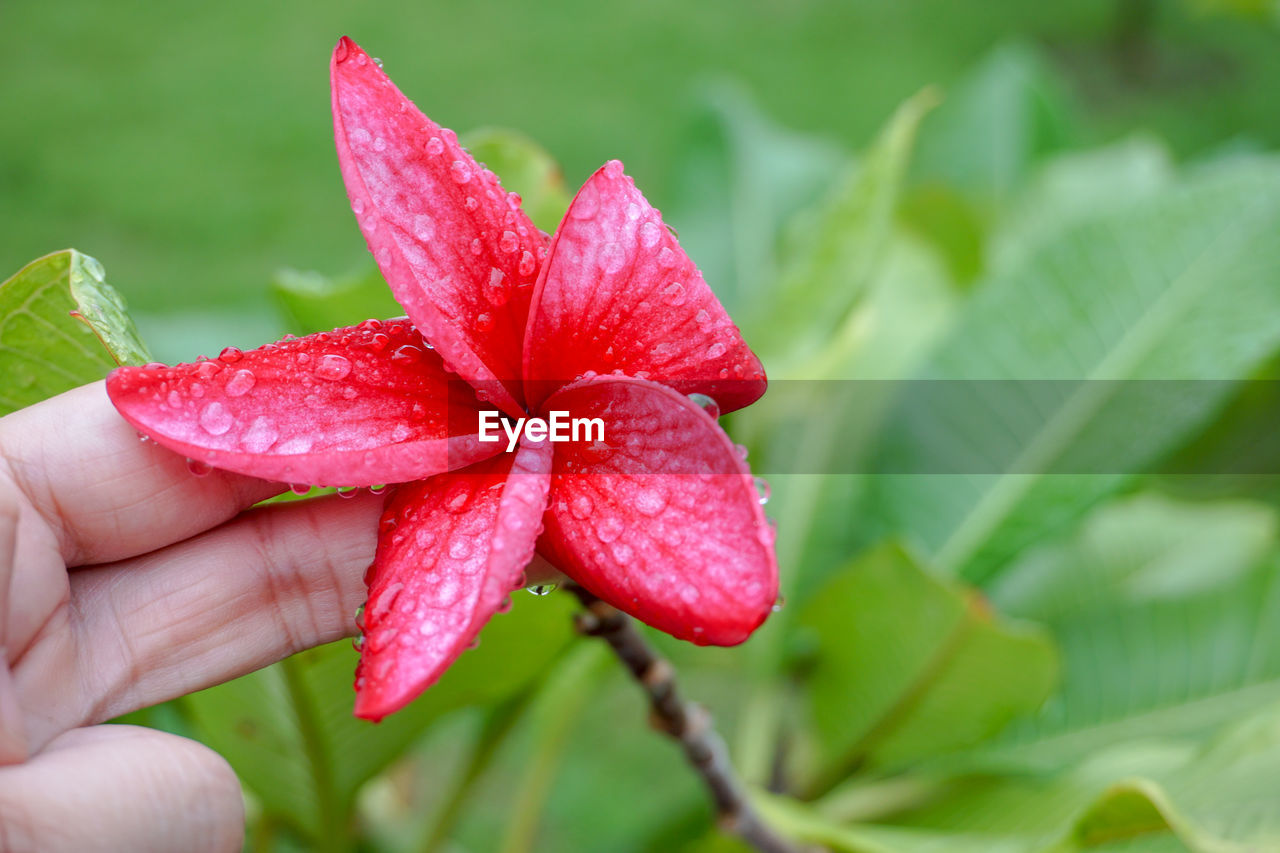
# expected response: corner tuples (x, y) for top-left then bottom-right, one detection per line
(0, 382), (282, 567)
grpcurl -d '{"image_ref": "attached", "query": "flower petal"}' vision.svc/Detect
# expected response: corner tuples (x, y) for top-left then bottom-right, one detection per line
(106, 319), (500, 487)
(331, 37), (546, 416)
(354, 440), (552, 720)
(524, 161), (766, 414)
(537, 376), (777, 645)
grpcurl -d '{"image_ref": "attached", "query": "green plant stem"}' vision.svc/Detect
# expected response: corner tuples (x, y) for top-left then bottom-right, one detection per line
(280, 655), (347, 853)
(499, 643), (610, 853)
(419, 699), (527, 853)
(566, 584), (810, 853)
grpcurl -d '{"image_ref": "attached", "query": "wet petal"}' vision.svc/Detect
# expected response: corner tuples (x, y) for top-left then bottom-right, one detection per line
(354, 440), (552, 720)
(106, 319), (499, 487)
(537, 376), (777, 645)
(331, 36), (546, 416)
(524, 161), (766, 413)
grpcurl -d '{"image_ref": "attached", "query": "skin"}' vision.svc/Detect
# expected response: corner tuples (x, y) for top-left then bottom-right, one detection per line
(0, 381), (385, 851)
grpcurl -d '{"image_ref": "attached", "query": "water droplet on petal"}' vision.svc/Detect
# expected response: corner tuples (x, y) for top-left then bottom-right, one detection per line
(450, 160), (472, 183)
(218, 346), (243, 363)
(528, 583), (557, 596)
(225, 369), (256, 397)
(633, 485), (667, 516)
(707, 342), (728, 359)
(186, 458), (212, 477)
(657, 247), (677, 268)
(314, 354), (352, 381)
(486, 267), (509, 306)
(518, 250), (537, 277)
(476, 313), (494, 332)
(596, 516), (624, 543)
(426, 136), (444, 156)
(199, 402), (233, 435)
(687, 393), (720, 420)
(499, 230), (519, 253)
(241, 416), (279, 453)
(735, 443), (749, 462)
(413, 215), (435, 241)
(470, 237), (483, 256)
(753, 477), (771, 505)
(290, 483), (311, 496)
(639, 221), (663, 249)
(662, 282), (686, 306)
(598, 242), (626, 274)
(570, 494), (593, 519)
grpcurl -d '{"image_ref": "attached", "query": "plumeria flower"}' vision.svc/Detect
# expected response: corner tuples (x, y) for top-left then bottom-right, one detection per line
(106, 36), (777, 720)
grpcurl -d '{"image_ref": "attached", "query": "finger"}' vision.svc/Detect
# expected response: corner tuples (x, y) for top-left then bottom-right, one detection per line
(0, 725), (242, 853)
(0, 382), (283, 566)
(17, 490), (382, 738)
(0, 493), (27, 765)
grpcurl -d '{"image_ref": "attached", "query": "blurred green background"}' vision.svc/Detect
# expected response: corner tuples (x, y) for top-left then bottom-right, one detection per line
(6, 1), (1280, 852)
(4, 0), (1280, 359)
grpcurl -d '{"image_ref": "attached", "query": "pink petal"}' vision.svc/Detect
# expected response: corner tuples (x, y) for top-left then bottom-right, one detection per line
(524, 161), (766, 414)
(354, 440), (552, 720)
(331, 37), (547, 417)
(106, 319), (500, 487)
(537, 376), (777, 645)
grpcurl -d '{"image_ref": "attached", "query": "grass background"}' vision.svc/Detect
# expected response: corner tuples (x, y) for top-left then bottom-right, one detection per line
(3, 0), (1278, 359)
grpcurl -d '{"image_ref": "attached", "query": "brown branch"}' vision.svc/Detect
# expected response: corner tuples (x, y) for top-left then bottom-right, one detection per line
(566, 584), (808, 853)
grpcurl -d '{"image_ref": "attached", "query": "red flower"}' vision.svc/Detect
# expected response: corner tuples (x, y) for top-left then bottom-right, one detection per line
(107, 36), (777, 720)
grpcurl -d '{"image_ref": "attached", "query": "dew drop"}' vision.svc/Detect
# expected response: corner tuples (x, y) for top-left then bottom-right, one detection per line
(337, 486), (359, 499)
(633, 485), (667, 517)
(735, 444), (749, 461)
(464, 196), (478, 212)
(486, 267), (509, 306)
(707, 342), (728, 359)
(611, 542), (634, 564)
(570, 494), (593, 519)
(186, 458), (213, 477)
(198, 402), (233, 435)
(426, 136), (444, 156)
(571, 183), (599, 219)
(657, 247), (677, 268)
(413, 214), (435, 241)
(370, 484), (387, 495)
(639, 221), (663, 248)
(450, 160), (473, 183)
(687, 393), (720, 420)
(662, 282), (686, 306)
(391, 424), (412, 442)
(753, 477), (771, 505)
(392, 344), (421, 363)
(518, 250), (537, 277)
(598, 242), (626, 274)
(528, 583), (557, 597)
(225, 369), (256, 397)
(241, 416), (279, 453)
(470, 237), (483, 256)
(218, 346), (243, 363)
(476, 312), (494, 332)
(315, 354), (352, 380)
(166, 390), (182, 408)
(596, 516), (624, 543)
(695, 309), (711, 328)
(499, 230), (519, 253)
(290, 483), (311, 496)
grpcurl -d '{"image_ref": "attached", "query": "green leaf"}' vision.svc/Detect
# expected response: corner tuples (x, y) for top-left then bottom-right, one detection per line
(753, 89), (938, 372)
(967, 494), (1280, 773)
(271, 267), (405, 336)
(912, 42), (1075, 205)
(462, 127), (572, 233)
(872, 158), (1280, 584)
(797, 544), (1057, 792)
(185, 590), (577, 843)
(667, 81), (846, 318)
(0, 249), (150, 414)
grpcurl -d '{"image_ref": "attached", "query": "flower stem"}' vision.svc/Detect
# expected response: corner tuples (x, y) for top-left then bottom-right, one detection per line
(565, 584), (808, 853)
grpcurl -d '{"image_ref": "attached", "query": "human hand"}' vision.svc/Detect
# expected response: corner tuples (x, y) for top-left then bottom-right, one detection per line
(0, 381), (383, 851)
